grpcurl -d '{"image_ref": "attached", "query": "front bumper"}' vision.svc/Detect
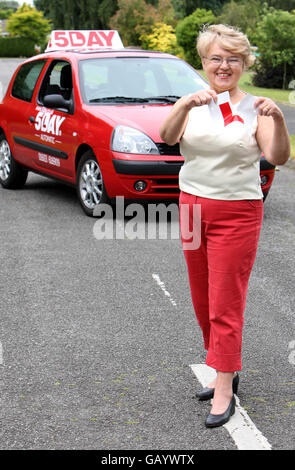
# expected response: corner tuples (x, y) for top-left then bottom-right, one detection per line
(108, 150), (276, 200)
(112, 159), (183, 176)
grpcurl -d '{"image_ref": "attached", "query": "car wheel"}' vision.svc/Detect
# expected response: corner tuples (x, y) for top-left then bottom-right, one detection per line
(76, 150), (109, 216)
(0, 133), (28, 189)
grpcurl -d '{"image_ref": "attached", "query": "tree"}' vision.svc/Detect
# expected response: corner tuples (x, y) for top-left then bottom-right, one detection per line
(109, 0), (176, 47)
(172, 0), (229, 18)
(140, 22), (184, 55)
(253, 8), (295, 89)
(97, 0), (118, 27)
(0, 1), (18, 10)
(267, 0), (295, 10)
(34, 0), (116, 29)
(34, 0), (66, 29)
(0, 0), (17, 18)
(156, 0), (178, 26)
(109, 0), (158, 46)
(0, 8), (13, 18)
(176, 8), (216, 68)
(7, 3), (51, 45)
(216, 0), (262, 43)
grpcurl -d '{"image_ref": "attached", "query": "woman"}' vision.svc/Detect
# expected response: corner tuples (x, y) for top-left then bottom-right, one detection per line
(160, 24), (290, 428)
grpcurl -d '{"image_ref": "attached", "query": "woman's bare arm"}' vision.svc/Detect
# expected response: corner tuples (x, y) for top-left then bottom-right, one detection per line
(255, 97), (290, 166)
(159, 89), (218, 146)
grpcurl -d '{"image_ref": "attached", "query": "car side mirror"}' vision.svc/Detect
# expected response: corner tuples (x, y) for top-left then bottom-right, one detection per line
(43, 94), (72, 112)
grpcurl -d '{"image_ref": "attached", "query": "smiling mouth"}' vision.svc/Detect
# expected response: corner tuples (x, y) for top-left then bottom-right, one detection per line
(216, 73), (232, 78)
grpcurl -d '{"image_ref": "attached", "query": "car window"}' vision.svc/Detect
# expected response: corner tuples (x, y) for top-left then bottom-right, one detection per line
(79, 57), (207, 104)
(11, 60), (47, 102)
(39, 60), (73, 99)
(38, 60), (74, 112)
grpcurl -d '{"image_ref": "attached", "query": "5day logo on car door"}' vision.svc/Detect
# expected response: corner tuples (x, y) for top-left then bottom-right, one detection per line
(34, 106), (66, 144)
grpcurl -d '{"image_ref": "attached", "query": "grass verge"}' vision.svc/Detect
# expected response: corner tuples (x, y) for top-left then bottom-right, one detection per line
(238, 72), (293, 105)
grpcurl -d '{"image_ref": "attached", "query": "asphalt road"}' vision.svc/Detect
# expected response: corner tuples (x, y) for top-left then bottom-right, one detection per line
(0, 164), (295, 451)
(0, 58), (295, 451)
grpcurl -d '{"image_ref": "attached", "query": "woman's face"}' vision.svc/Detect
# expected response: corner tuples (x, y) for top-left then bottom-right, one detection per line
(201, 42), (244, 94)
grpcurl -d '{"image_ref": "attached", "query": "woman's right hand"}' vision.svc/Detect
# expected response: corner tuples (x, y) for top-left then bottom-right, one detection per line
(160, 89), (218, 145)
(184, 89), (218, 111)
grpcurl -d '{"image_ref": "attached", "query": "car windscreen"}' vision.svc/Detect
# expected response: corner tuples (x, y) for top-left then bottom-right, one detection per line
(78, 57), (208, 104)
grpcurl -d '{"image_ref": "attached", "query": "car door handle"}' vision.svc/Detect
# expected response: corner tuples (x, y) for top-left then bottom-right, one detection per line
(28, 116), (35, 123)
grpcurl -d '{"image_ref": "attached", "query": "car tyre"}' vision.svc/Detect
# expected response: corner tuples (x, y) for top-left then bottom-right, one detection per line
(76, 150), (109, 216)
(0, 133), (28, 189)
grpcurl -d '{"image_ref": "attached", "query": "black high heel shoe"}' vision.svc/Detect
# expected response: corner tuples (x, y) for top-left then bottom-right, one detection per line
(195, 372), (239, 401)
(205, 395), (236, 428)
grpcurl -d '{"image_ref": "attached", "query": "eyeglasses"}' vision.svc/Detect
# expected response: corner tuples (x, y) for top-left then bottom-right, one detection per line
(204, 56), (244, 67)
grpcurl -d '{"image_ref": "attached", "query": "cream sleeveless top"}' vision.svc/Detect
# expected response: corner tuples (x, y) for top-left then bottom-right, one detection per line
(179, 93), (264, 200)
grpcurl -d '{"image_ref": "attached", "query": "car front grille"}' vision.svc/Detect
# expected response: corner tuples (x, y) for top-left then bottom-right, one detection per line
(156, 143), (181, 156)
(150, 178), (180, 194)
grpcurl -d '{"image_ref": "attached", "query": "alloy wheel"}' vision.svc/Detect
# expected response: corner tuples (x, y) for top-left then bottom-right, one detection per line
(79, 159), (104, 209)
(0, 139), (11, 181)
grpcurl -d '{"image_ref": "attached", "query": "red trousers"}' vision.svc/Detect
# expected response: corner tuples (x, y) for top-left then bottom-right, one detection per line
(179, 191), (264, 372)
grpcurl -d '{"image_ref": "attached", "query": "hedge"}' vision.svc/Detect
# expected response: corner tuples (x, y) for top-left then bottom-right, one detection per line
(0, 37), (35, 57)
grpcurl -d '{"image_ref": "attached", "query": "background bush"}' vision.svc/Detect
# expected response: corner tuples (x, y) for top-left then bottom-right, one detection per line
(175, 8), (215, 69)
(252, 8), (295, 89)
(0, 37), (35, 57)
(252, 60), (295, 90)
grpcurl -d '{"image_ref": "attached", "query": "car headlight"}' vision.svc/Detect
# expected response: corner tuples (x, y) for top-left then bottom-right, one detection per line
(111, 125), (159, 155)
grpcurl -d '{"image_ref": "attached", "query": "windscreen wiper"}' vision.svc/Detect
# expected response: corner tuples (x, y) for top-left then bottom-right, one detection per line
(89, 95), (181, 104)
(145, 95), (181, 103)
(89, 96), (149, 103)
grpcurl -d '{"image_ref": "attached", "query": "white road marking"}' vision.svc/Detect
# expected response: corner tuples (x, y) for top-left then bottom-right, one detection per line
(288, 340), (295, 365)
(190, 363), (272, 450)
(152, 273), (177, 307)
(0, 341), (3, 365)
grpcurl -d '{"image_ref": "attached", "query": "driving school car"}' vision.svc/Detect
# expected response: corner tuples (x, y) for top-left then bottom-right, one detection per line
(0, 30), (276, 216)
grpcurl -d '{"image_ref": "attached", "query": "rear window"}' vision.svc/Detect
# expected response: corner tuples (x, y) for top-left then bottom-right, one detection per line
(11, 60), (47, 102)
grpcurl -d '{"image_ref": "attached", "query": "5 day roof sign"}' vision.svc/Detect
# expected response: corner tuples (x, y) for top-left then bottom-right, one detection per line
(45, 30), (124, 52)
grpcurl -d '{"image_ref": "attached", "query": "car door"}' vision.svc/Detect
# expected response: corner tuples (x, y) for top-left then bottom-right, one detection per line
(7, 59), (48, 167)
(11, 59), (79, 182)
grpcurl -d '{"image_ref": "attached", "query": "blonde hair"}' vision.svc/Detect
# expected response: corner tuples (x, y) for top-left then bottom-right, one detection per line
(197, 24), (255, 68)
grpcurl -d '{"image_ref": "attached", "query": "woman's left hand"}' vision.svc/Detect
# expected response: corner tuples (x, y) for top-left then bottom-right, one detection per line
(254, 97), (284, 121)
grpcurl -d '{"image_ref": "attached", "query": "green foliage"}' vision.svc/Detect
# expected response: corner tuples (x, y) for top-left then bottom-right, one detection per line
(0, 8), (13, 18)
(109, 0), (156, 46)
(0, 1), (18, 10)
(0, 36), (35, 56)
(7, 3), (52, 45)
(172, 0), (229, 18)
(109, 0), (175, 46)
(176, 8), (215, 68)
(26, 0), (295, 93)
(155, 0), (178, 26)
(253, 7), (295, 89)
(216, 0), (263, 43)
(34, 0), (118, 29)
(140, 22), (184, 56)
(97, 0), (118, 27)
(267, 0), (295, 10)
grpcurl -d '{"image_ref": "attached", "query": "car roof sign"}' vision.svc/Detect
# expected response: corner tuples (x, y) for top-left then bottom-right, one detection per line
(45, 30), (124, 52)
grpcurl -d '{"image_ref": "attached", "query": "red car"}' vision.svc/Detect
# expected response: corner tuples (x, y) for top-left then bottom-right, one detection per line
(0, 30), (275, 216)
